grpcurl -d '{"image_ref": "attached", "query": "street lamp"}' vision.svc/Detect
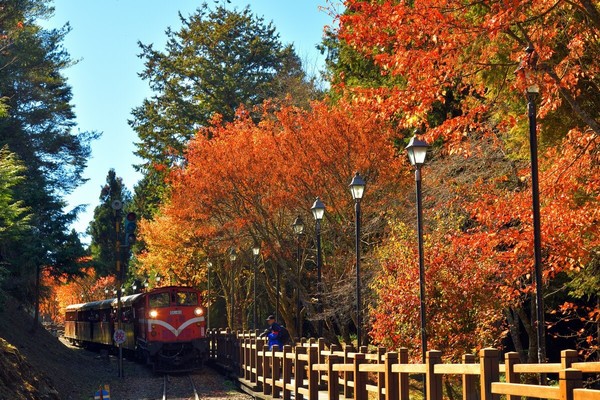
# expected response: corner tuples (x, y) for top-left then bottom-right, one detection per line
(207, 261), (212, 330)
(229, 248), (237, 329)
(349, 172), (366, 346)
(292, 215), (305, 337)
(406, 135), (429, 363)
(527, 81), (546, 365)
(311, 197), (325, 337)
(252, 245), (260, 330)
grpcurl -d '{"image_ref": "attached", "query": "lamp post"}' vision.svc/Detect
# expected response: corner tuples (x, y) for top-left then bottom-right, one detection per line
(276, 261), (281, 322)
(252, 245), (260, 330)
(349, 172), (366, 347)
(292, 216), (305, 337)
(207, 261), (212, 330)
(229, 248), (237, 329)
(406, 136), (430, 363)
(527, 82), (546, 365)
(311, 197), (325, 337)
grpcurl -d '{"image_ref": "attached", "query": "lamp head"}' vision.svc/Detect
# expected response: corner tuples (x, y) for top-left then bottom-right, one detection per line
(405, 136), (430, 167)
(292, 215), (305, 235)
(311, 197), (326, 221)
(349, 172), (366, 200)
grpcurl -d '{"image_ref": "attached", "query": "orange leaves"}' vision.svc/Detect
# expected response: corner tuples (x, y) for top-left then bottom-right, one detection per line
(337, 0), (600, 149)
(140, 98), (406, 284)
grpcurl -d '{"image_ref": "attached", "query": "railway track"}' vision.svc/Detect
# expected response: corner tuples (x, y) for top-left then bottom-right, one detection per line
(162, 373), (200, 400)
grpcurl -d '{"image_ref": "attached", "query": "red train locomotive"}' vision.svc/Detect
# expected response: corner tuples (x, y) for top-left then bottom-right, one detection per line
(64, 286), (208, 371)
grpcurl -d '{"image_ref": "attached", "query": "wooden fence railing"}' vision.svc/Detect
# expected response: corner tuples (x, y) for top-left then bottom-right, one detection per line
(206, 329), (600, 400)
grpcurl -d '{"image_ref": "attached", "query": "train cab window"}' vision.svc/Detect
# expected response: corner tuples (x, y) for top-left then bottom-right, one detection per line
(176, 291), (198, 306)
(149, 292), (170, 308)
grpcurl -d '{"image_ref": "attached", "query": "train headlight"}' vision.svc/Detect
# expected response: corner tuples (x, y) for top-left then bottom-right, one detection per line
(149, 309), (158, 318)
(194, 307), (204, 316)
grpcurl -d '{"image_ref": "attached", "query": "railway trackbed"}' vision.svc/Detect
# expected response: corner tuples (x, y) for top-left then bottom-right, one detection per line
(162, 373), (199, 400)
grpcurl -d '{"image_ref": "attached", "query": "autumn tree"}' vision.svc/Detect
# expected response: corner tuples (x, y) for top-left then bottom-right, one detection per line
(43, 267), (118, 323)
(138, 99), (406, 340)
(130, 2), (323, 216)
(334, 0), (600, 360)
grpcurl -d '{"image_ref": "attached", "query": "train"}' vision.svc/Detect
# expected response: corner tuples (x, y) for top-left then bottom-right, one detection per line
(64, 285), (208, 371)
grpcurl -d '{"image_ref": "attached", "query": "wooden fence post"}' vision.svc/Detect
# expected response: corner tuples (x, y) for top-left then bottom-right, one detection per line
(344, 345), (355, 399)
(398, 348), (409, 400)
(295, 346), (307, 400)
(561, 350), (578, 369)
(318, 338), (327, 388)
(232, 330), (238, 373)
(479, 348), (500, 400)
(262, 344), (272, 396)
(378, 347), (386, 400)
(255, 338), (264, 391)
(462, 354), (477, 400)
(249, 336), (256, 384)
(504, 352), (520, 400)
(426, 350), (443, 400)
(307, 345), (320, 400)
(225, 329), (232, 370)
(328, 354), (341, 399)
(282, 344), (293, 400)
(385, 351), (399, 400)
(243, 335), (250, 380)
(559, 368), (582, 400)
(354, 352), (368, 400)
(272, 345), (281, 398)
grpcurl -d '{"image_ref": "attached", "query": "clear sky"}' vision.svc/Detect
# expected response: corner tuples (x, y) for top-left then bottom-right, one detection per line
(42, 0), (336, 243)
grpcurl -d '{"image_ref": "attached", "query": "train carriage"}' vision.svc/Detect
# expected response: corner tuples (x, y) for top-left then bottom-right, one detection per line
(64, 285), (208, 371)
(64, 303), (84, 345)
(135, 286), (208, 370)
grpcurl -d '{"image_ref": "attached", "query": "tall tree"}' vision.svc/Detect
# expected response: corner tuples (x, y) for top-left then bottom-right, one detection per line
(130, 2), (321, 214)
(0, 0), (96, 305)
(0, 147), (31, 280)
(88, 169), (132, 277)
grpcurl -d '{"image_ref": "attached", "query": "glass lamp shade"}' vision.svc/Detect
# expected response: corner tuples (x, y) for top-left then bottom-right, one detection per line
(349, 172), (366, 200)
(405, 136), (430, 167)
(292, 215), (305, 235)
(311, 197), (326, 221)
(229, 248), (237, 262)
(252, 246), (260, 256)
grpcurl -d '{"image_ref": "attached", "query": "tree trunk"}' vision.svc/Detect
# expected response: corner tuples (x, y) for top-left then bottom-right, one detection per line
(30, 264), (40, 333)
(515, 304), (537, 363)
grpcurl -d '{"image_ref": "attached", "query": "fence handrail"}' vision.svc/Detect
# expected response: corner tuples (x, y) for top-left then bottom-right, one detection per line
(206, 329), (600, 400)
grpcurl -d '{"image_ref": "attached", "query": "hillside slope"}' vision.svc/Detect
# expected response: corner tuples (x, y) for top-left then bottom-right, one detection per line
(0, 294), (112, 399)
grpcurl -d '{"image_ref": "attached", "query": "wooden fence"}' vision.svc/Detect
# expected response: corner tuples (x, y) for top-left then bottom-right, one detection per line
(207, 329), (600, 400)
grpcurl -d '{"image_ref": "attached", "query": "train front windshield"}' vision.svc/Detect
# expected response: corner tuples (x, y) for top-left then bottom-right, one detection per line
(149, 290), (198, 307)
(176, 291), (198, 306)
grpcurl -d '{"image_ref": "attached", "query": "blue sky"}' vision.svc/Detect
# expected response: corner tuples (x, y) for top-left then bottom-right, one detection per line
(43, 0), (336, 243)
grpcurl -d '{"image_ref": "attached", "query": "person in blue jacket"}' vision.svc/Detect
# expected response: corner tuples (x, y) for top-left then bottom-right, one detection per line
(261, 314), (282, 349)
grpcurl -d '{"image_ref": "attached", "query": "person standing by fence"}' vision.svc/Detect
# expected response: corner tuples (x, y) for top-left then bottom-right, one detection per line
(260, 315), (289, 349)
